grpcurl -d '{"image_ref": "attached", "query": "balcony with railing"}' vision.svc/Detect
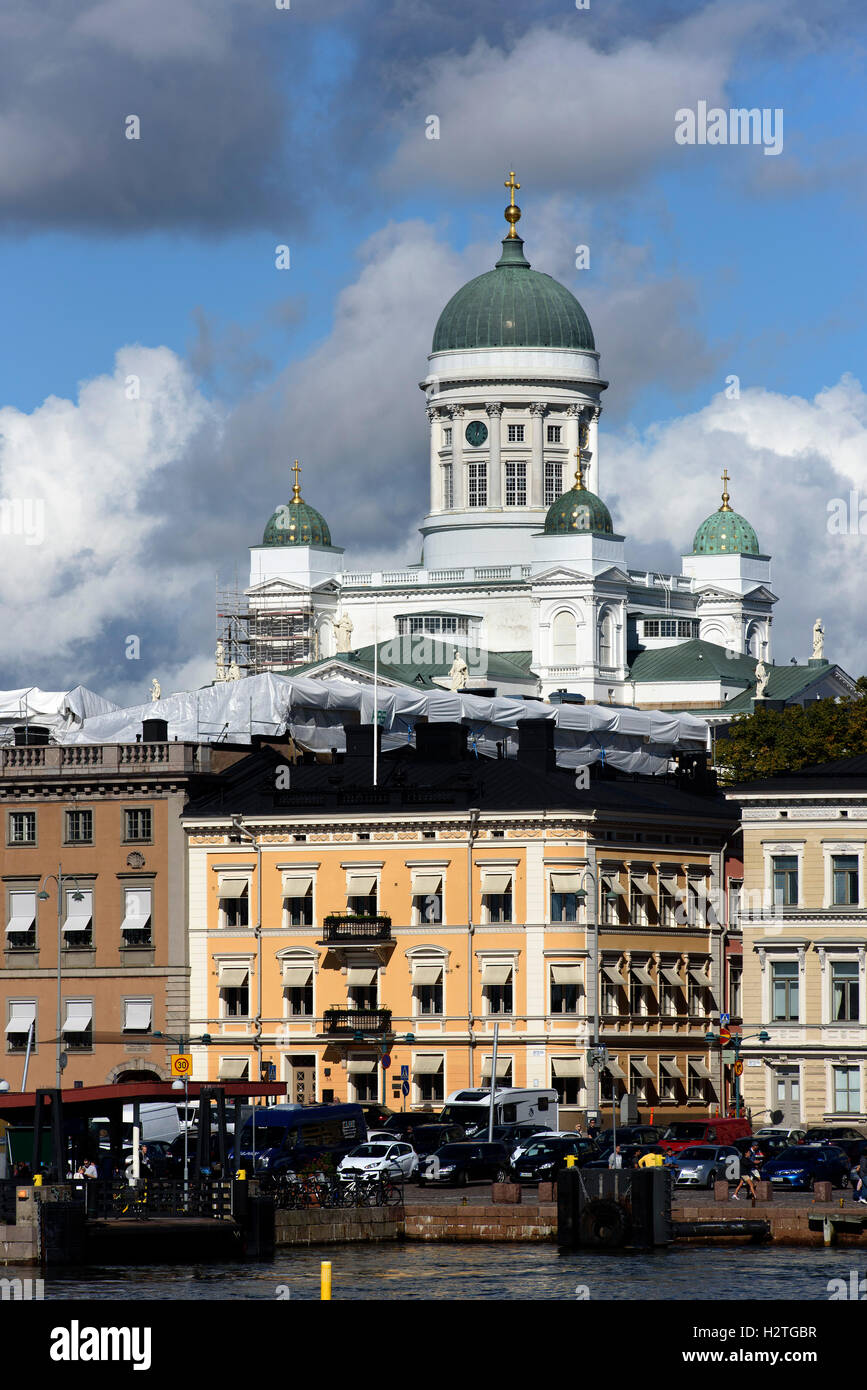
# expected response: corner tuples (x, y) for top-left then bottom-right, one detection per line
(318, 914), (393, 947)
(322, 1008), (392, 1036)
(0, 743), (208, 778)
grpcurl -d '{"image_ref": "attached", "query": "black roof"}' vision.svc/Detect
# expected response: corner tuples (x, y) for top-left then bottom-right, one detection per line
(730, 753), (867, 795)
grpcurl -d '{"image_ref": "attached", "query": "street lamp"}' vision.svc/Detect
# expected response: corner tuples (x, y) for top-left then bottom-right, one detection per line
(37, 868), (85, 1089)
(706, 1027), (770, 1118)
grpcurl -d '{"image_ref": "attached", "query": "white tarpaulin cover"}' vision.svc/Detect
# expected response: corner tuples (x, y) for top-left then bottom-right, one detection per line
(11, 672), (709, 777)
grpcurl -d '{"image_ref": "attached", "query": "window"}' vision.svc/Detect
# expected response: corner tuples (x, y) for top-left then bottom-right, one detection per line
(467, 461), (487, 508)
(659, 878), (678, 927)
(443, 426), (452, 448)
(220, 880), (250, 928)
(772, 855), (798, 906)
(505, 460), (527, 506)
(482, 962), (514, 1015)
(550, 964), (581, 1014)
(630, 880), (650, 926)
(63, 888), (93, 947)
(600, 874), (624, 925)
(282, 958), (314, 1015)
(552, 1059), (582, 1104)
(124, 808), (152, 842)
(544, 460), (564, 505)
(483, 892), (512, 923)
(832, 854), (859, 906)
(350, 1068), (378, 1102)
(413, 1055), (444, 1104)
(507, 424), (524, 443)
(546, 424), (562, 444)
(9, 811), (36, 845)
(65, 809), (93, 844)
(120, 886), (152, 945)
(659, 963), (685, 1017)
(412, 956), (444, 1015)
(442, 462), (453, 509)
(630, 966), (655, 1017)
(601, 962), (626, 1015)
(6, 889), (36, 949)
(550, 891), (578, 923)
(63, 1000), (93, 1051)
(347, 967), (378, 1011)
(286, 984), (313, 1016)
(831, 960), (859, 1022)
(642, 619), (699, 639)
(411, 871), (443, 925)
(283, 880), (313, 927)
(687, 1057), (709, 1101)
(598, 612), (615, 667)
(122, 999), (152, 1034)
(551, 611), (576, 665)
(659, 1057), (682, 1100)
(6, 1001), (36, 1052)
(219, 963), (250, 1016)
(771, 960), (799, 1022)
(833, 1066), (861, 1113)
(630, 1059), (651, 1102)
(728, 880), (742, 927)
(729, 965), (742, 1017)
(398, 614), (469, 637)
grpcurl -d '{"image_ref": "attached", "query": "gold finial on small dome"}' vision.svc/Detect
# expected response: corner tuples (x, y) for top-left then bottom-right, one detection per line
(719, 468), (732, 512)
(504, 170), (521, 238)
(573, 446), (586, 491)
(291, 459), (302, 503)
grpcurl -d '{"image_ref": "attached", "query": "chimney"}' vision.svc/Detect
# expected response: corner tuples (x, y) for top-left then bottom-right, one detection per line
(13, 725), (50, 746)
(343, 723), (381, 773)
(142, 718), (169, 743)
(517, 719), (557, 771)
(415, 722), (468, 762)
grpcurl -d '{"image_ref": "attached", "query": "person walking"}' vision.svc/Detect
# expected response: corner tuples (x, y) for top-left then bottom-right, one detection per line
(638, 1149), (665, 1168)
(732, 1141), (762, 1200)
(852, 1148), (867, 1204)
(608, 1144), (624, 1170)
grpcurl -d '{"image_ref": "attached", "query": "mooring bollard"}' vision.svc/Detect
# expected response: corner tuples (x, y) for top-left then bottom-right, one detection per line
(321, 1260), (332, 1300)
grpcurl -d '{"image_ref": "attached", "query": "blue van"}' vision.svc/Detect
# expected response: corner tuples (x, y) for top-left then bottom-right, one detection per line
(238, 1104), (367, 1174)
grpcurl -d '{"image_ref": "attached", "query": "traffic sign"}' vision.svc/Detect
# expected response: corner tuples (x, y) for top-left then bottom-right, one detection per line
(381, 1054), (391, 1069)
(734, 1060), (744, 1077)
(720, 1013), (730, 1026)
(400, 1065), (409, 1080)
(171, 1053), (192, 1078)
(721, 1049), (736, 1064)
(719, 1026), (732, 1045)
(401, 1080), (410, 1097)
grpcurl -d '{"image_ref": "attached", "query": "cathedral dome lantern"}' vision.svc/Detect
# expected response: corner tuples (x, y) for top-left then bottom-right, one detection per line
(691, 471), (759, 556)
(262, 460), (332, 548)
(431, 172), (595, 353)
(543, 450), (613, 537)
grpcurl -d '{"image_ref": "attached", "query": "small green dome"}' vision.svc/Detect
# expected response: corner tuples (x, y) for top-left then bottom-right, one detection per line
(432, 236), (595, 354)
(692, 476), (759, 555)
(262, 461), (331, 547)
(544, 470), (614, 537)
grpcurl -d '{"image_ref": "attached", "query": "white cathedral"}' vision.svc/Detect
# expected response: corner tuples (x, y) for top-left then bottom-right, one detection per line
(234, 177), (848, 716)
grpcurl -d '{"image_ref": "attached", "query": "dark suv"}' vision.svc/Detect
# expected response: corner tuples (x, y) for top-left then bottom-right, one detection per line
(407, 1124), (466, 1156)
(419, 1142), (512, 1186)
(510, 1135), (593, 1183)
(593, 1126), (660, 1148)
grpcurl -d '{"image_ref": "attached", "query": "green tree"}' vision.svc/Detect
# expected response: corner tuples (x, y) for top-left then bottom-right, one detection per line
(717, 686), (867, 782)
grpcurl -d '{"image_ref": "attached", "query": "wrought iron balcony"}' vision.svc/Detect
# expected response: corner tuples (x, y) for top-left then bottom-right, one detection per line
(322, 1008), (392, 1036)
(319, 914), (392, 946)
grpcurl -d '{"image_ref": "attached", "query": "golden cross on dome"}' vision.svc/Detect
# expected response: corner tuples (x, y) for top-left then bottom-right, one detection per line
(720, 468), (732, 512)
(574, 446), (585, 490)
(504, 170), (522, 238)
(292, 459), (302, 503)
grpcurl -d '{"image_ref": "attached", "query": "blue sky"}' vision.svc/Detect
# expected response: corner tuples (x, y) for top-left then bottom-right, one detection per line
(0, 0), (865, 697)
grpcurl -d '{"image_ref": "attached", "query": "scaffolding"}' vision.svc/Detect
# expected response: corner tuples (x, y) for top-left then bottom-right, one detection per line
(216, 576), (317, 676)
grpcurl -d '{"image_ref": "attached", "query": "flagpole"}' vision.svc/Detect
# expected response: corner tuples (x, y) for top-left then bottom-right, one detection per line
(373, 595), (379, 787)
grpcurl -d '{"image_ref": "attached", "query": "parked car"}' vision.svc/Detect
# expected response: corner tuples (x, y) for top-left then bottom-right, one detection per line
(762, 1144), (851, 1191)
(406, 1124), (466, 1157)
(732, 1135), (792, 1162)
(482, 1123), (550, 1153)
(754, 1126), (807, 1144)
(360, 1104), (397, 1129)
(337, 1142), (418, 1182)
(593, 1125), (660, 1149)
(511, 1130), (594, 1162)
(670, 1144), (743, 1189)
(804, 1125), (867, 1144)
(418, 1142), (511, 1186)
(382, 1111), (442, 1140)
(812, 1137), (867, 1167)
(510, 1135), (595, 1182)
(658, 1117), (751, 1154)
(579, 1144), (660, 1171)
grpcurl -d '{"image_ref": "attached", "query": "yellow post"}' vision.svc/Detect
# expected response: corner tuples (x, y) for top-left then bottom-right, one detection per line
(33, 1174), (43, 1187)
(321, 1261), (332, 1300)
(565, 1154), (576, 1169)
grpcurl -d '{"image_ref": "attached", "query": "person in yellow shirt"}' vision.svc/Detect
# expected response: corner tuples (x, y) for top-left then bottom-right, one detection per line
(637, 1149), (665, 1168)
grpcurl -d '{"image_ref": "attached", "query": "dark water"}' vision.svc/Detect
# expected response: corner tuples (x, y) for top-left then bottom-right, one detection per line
(11, 1244), (867, 1301)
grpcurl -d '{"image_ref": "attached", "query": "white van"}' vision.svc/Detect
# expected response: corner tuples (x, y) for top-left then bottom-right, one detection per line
(439, 1088), (559, 1136)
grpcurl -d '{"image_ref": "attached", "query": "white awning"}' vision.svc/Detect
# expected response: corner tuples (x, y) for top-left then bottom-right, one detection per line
(218, 877), (249, 898)
(411, 871), (443, 894)
(481, 1056), (512, 1079)
(347, 874), (377, 896)
(658, 874), (679, 891)
(218, 1057), (250, 1080)
(218, 963), (249, 988)
(604, 1058), (626, 1079)
(661, 967), (685, 987)
(347, 966), (377, 986)
(282, 874), (313, 898)
(120, 895), (151, 934)
(413, 1054), (444, 1075)
(6, 891), (35, 934)
(62, 892), (92, 934)
(282, 963), (313, 987)
(689, 965), (711, 985)
(550, 964), (582, 984)
(480, 871), (512, 894)
(62, 1001), (93, 1033)
(550, 872), (580, 892)
(123, 1000), (152, 1032)
(630, 1059), (653, 1078)
(690, 1059), (713, 1080)
(481, 962), (513, 985)
(346, 1058), (377, 1074)
(631, 875), (654, 896)
(551, 1057), (582, 1078)
(412, 962), (443, 985)
(5, 1002), (35, 1034)
(602, 965), (626, 984)
(601, 873), (627, 897)
(631, 966), (655, 986)
(660, 1059), (684, 1078)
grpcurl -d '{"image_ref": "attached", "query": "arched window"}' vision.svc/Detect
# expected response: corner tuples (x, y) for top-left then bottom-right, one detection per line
(746, 623), (762, 658)
(552, 611), (576, 664)
(598, 611), (615, 667)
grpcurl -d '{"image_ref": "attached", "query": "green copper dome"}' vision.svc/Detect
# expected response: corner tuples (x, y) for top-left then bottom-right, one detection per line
(692, 473), (759, 555)
(262, 462), (332, 548)
(432, 235), (595, 353)
(544, 465), (614, 537)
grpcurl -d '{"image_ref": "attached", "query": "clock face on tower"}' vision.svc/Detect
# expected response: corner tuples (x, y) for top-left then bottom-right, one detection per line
(465, 420), (488, 448)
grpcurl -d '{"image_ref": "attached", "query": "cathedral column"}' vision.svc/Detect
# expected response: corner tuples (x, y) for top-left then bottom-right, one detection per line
(588, 406), (601, 495)
(449, 406), (465, 508)
(485, 402), (503, 509)
(565, 405), (581, 491)
(529, 402), (547, 506)
(428, 406), (441, 512)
